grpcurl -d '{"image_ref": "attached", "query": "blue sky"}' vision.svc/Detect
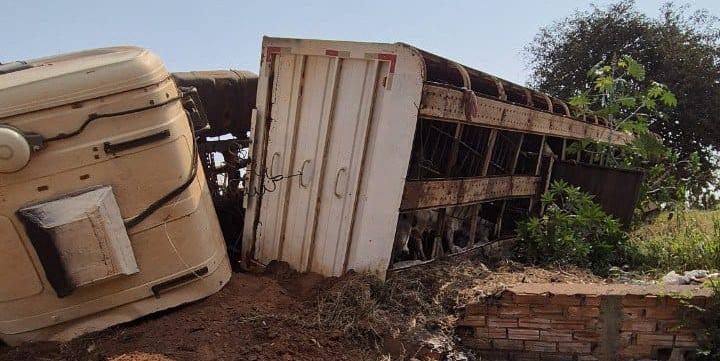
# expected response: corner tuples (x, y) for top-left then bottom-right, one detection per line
(3, 1), (719, 85)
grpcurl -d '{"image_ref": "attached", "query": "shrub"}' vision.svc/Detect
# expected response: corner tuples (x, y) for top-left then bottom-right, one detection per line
(516, 180), (627, 275)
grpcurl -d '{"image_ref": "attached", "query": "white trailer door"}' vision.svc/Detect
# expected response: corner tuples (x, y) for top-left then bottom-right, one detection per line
(255, 51), (383, 275)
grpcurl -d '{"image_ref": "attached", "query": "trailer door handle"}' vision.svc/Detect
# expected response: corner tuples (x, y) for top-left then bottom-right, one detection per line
(300, 159), (313, 188)
(104, 129), (171, 154)
(334, 167), (347, 197)
(269, 152), (281, 178)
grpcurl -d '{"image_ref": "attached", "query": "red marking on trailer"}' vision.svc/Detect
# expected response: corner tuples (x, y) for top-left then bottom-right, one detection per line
(377, 53), (397, 73)
(325, 49), (339, 57)
(265, 46), (283, 62)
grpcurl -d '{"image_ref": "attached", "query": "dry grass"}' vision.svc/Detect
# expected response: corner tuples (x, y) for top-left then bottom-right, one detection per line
(311, 253), (601, 359)
(627, 210), (720, 273)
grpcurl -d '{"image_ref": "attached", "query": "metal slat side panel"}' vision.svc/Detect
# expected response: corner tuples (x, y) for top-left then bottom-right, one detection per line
(400, 176), (540, 210)
(419, 84), (633, 145)
(309, 59), (379, 276)
(344, 46), (425, 279)
(280, 56), (337, 271)
(256, 54), (302, 264)
(276, 56), (307, 263)
(329, 60), (380, 276)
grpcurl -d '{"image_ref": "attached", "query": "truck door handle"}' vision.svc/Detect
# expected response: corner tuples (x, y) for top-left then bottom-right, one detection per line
(103, 129), (171, 154)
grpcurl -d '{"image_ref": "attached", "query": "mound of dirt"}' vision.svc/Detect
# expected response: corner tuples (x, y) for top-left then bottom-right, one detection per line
(0, 267), (372, 361)
(0, 252), (602, 361)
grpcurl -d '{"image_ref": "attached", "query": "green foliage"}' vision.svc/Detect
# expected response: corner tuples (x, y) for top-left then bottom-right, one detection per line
(566, 52), (711, 212)
(516, 181), (627, 275)
(618, 133), (707, 215)
(525, 0), (720, 203)
(626, 210), (720, 272)
(569, 54), (677, 136)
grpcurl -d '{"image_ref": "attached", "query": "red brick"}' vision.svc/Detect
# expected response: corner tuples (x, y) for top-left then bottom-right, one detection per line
(466, 303), (488, 315)
(551, 320), (587, 330)
(515, 293), (551, 305)
(519, 318), (553, 329)
(619, 345), (653, 359)
(525, 341), (558, 352)
(498, 291), (515, 302)
(461, 337), (492, 349)
(531, 304), (565, 315)
(665, 297), (684, 307)
(488, 317), (518, 328)
(658, 320), (694, 334)
(567, 306), (599, 318)
(645, 306), (679, 320)
(558, 342), (592, 354)
(493, 339), (524, 351)
(578, 356), (599, 361)
(458, 315), (486, 327)
(621, 320), (656, 332)
(675, 335), (699, 347)
(514, 352), (542, 361)
(508, 328), (540, 340)
(540, 354), (574, 361)
(621, 307), (645, 319)
(475, 327), (507, 339)
(540, 330), (573, 342)
(689, 296), (707, 308)
(619, 332), (635, 347)
(572, 331), (600, 342)
(478, 350), (510, 361)
(622, 295), (659, 307)
(548, 294), (583, 306)
(496, 304), (531, 317)
(583, 296), (601, 306)
(636, 333), (674, 347)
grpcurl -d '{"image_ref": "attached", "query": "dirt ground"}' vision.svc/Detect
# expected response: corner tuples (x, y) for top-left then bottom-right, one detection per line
(0, 253), (602, 361)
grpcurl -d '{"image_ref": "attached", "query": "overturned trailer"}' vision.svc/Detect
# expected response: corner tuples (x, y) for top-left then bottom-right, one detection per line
(242, 37), (635, 279)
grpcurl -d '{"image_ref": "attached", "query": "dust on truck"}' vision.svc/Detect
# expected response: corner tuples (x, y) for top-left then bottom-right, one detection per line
(0, 47), (231, 345)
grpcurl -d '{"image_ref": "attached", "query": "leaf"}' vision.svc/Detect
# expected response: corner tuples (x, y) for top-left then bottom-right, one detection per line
(618, 97), (637, 108)
(569, 92), (590, 111)
(647, 84), (665, 98)
(594, 76), (614, 91)
(661, 90), (678, 107)
(641, 97), (657, 110)
(624, 56), (646, 81)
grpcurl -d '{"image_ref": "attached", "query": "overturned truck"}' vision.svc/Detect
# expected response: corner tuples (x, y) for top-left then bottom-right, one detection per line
(242, 37), (637, 279)
(0, 47), (233, 345)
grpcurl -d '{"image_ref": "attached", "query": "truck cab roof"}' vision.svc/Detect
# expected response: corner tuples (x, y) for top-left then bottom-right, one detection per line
(0, 46), (169, 119)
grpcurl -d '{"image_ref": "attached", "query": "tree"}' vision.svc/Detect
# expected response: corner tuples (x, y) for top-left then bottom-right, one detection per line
(525, 1), (720, 203)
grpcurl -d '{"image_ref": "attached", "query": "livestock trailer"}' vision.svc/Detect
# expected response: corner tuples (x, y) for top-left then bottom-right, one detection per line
(242, 37), (634, 279)
(0, 47), (231, 345)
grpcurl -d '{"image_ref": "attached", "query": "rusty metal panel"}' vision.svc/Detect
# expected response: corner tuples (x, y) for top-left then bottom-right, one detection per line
(552, 161), (644, 227)
(171, 70), (257, 137)
(400, 175), (540, 210)
(419, 84), (633, 146)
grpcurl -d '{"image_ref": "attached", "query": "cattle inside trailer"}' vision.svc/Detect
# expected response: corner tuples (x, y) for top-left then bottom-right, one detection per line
(242, 37), (634, 279)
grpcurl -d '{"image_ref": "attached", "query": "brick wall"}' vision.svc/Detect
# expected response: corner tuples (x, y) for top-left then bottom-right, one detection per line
(457, 283), (710, 361)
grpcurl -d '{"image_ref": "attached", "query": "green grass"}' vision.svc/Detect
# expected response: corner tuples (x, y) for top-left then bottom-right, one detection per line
(626, 210), (720, 273)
